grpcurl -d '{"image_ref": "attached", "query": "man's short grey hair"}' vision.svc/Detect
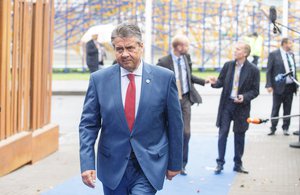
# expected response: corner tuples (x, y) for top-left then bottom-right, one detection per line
(111, 23), (142, 46)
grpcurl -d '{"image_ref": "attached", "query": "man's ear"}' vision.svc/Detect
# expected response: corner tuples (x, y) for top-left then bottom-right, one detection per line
(139, 42), (144, 48)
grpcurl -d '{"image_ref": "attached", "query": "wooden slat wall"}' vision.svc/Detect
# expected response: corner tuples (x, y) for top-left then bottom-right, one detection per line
(47, 0), (55, 124)
(9, 0), (33, 136)
(0, 0), (54, 141)
(22, 1), (33, 131)
(11, 0), (20, 136)
(0, 0), (12, 140)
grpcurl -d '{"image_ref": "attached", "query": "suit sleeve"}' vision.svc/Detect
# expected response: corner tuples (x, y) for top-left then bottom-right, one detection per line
(265, 52), (274, 88)
(243, 67), (260, 104)
(166, 74), (183, 171)
(156, 58), (166, 68)
(185, 54), (206, 85)
(79, 75), (102, 173)
(292, 54), (298, 82)
(191, 75), (206, 86)
(211, 63), (228, 88)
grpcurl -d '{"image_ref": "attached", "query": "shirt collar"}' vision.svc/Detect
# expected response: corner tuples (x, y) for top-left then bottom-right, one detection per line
(120, 60), (143, 77)
(171, 52), (182, 62)
(280, 47), (290, 56)
(235, 61), (244, 68)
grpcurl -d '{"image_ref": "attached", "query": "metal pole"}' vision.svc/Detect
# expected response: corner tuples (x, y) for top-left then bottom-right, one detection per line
(185, 0), (189, 37)
(168, 0), (172, 53)
(144, 0), (152, 64)
(201, 2), (206, 71)
(218, 3), (222, 71)
(235, 4), (239, 41)
(64, 0), (69, 72)
(282, 0), (288, 37)
(289, 76), (300, 148)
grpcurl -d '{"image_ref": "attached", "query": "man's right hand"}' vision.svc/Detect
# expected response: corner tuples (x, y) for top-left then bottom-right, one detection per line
(166, 170), (181, 180)
(208, 76), (217, 85)
(81, 170), (96, 188)
(267, 87), (273, 93)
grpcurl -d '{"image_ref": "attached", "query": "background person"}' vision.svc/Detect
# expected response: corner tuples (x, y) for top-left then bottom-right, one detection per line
(86, 34), (106, 73)
(209, 42), (260, 174)
(244, 32), (263, 66)
(157, 34), (209, 175)
(265, 37), (298, 136)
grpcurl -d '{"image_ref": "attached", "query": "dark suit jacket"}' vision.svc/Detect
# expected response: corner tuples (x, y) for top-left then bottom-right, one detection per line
(157, 54), (206, 104)
(265, 49), (297, 94)
(212, 60), (260, 133)
(86, 39), (99, 68)
(79, 63), (183, 190)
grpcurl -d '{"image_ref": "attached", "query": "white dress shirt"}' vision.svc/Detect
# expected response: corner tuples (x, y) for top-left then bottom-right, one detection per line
(171, 53), (189, 94)
(280, 47), (295, 84)
(230, 63), (243, 99)
(120, 61), (143, 116)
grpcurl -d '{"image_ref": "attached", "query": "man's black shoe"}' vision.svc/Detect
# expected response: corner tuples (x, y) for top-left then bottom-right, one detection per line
(214, 165), (223, 174)
(233, 166), (249, 174)
(180, 168), (187, 176)
(293, 131), (299, 135)
(283, 130), (290, 136)
(267, 131), (275, 136)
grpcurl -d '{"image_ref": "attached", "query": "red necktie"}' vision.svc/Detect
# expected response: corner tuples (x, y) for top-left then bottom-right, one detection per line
(125, 74), (136, 131)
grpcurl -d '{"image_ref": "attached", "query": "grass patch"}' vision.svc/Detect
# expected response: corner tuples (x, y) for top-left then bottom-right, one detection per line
(52, 69), (300, 83)
(52, 72), (90, 80)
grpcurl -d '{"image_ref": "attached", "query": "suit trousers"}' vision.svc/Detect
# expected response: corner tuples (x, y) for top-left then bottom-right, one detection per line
(271, 84), (294, 132)
(216, 99), (246, 167)
(180, 93), (191, 169)
(88, 65), (99, 73)
(102, 156), (156, 195)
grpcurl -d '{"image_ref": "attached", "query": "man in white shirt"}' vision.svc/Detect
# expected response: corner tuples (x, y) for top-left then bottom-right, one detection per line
(266, 38), (298, 136)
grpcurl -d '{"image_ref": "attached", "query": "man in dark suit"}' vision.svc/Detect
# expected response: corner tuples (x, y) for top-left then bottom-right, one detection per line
(79, 23), (183, 195)
(209, 42), (260, 174)
(157, 34), (209, 175)
(266, 38), (298, 136)
(86, 34), (106, 73)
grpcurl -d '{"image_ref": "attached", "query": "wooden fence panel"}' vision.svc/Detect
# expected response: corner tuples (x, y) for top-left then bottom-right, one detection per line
(22, 1), (33, 131)
(11, 0), (20, 135)
(0, 0), (12, 140)
(0, 0), (58, 176)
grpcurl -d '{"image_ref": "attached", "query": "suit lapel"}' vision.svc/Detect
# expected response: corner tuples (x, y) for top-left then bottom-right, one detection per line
(277, 50), (285, 70)
(133, 63), (153, 132)
(168, 55), (175, 71)
(238, 63), (247, 90)
(111, 65), (129, 131)
(183, 55), (192, 87)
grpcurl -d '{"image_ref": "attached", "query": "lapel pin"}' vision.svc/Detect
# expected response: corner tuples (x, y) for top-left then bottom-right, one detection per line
(146, 79), (151, 84)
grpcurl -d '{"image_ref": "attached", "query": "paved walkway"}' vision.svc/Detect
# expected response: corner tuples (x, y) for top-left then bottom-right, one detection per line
(0, 81), (299, 195)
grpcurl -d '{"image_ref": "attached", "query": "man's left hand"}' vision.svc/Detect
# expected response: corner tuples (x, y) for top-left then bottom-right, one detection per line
(166, 170), (181, 180)
(234, 95), (244, 103)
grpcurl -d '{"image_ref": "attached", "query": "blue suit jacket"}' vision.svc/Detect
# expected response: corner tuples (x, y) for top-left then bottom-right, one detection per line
(79, 62), (183, 190)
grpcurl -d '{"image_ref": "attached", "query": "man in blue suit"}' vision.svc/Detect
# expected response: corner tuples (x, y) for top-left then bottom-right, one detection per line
(79, 23), (183, 195)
